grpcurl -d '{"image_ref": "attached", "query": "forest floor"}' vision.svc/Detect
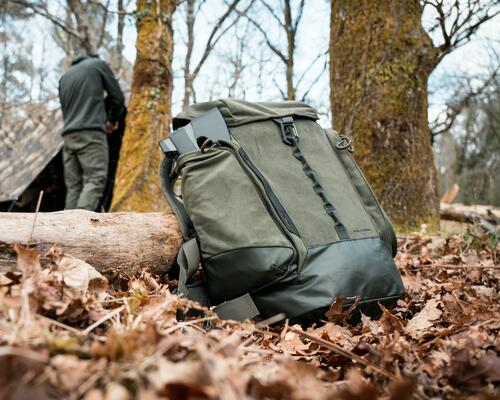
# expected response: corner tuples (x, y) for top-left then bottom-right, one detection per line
(0, 226), (498, 400)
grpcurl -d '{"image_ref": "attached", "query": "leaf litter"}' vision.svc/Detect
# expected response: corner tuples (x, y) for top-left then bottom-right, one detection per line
(0, 232), (498, 399)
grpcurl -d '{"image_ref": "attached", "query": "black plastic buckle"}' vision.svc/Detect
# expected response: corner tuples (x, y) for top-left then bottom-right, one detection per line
(275, 117), (298, 146)
(336, 134), (354, 152)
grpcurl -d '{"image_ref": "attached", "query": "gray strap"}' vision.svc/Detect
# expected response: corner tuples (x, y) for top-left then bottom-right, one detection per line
(159, 156), (195, 240)
(177, 238), (200, 296)
(183, 284), (210, 307)
(213, 293), (260, 322)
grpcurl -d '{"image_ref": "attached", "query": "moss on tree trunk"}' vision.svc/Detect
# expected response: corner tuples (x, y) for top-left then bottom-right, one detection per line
(330, 0), (440, 231)
(111, 0), (176, 212)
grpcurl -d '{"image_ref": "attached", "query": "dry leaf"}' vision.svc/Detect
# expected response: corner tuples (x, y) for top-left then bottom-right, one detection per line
(0, 233), (498, 399)
(47, 245), (108, 294)
(14, 244), (41, 279)
(406, 299), (442, 338)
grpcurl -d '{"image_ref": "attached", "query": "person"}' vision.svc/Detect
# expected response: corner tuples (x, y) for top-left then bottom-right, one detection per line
(58, 54), (124, 211)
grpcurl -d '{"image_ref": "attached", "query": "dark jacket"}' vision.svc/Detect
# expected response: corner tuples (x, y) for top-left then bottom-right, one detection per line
(59, 55), (124, 136)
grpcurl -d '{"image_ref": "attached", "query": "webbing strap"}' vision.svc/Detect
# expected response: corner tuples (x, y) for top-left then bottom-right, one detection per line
(176, 238), (201, 296)
(213, 293), (260, 322)
(275, 117), (350, 241)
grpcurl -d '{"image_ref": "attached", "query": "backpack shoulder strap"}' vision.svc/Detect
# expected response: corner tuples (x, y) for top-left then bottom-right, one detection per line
(159, 156), (195, 240)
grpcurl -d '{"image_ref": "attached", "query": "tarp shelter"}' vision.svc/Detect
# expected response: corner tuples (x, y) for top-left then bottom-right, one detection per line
(0, 110), (65, 211)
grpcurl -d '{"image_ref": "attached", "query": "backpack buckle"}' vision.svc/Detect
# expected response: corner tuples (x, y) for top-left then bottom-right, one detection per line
(336, 135), (354, 152)
(275, 117), (298, 146)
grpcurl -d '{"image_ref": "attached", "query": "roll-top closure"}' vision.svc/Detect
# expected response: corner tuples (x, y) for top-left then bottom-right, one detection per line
(173, 99), (319, 129)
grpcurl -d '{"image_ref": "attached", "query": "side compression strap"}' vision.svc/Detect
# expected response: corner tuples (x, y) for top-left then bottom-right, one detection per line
(275, 117), (350, 241)
(213, 293), (260, 322)
(176, 238), (201, 297)
(176, 238), (260, 322)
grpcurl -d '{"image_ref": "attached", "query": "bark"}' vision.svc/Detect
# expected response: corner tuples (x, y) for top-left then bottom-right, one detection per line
(284, 0), (295, 100)
(111, 0), (176, 212)
(0, 210), (182, 277)
(113, 0), (125, 75)
(182, 0), (195, 112)
(330, 0), (440, 231)
(181, 0), (243, 110)
(67, 0), (94, 53)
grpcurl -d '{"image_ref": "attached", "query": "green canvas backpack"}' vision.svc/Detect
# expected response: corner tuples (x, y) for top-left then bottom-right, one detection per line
(159, 99), (404, 323)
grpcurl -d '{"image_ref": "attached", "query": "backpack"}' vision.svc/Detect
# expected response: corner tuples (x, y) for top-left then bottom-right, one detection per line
(159, 99), (404, 323)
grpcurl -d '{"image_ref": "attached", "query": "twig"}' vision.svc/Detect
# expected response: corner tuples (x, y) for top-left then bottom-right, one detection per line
(37, 314), (107, 341)
(37, 314), (83, 336)
(74, 371), (104, 400)
(0, 346), (48, 362)
(83, 306), (124, 335)
(99, 294), (163, 304)
(159, 315), (218, 335)
(417, 264), (499, 269)
(241, 346), (276, 355)
(290, 329), (429, 399)
(255, 312), (286, 328)
(289, 326), (395, 380)
(27, 190), (43, 246)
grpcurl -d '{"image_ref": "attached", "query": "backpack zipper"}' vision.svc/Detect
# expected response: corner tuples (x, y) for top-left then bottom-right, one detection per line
(219, 143), (305, 267)
(238, 148), (300, 237)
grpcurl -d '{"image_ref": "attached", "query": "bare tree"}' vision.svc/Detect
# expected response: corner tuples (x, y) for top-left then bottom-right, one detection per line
(430, 64), (499, 140)
(0, 3), (36, 126)
(7, 0), (119, 58)
(424, 0), (500, 140)
(242, 0), (305, 100)
(423, 0), (500, 66)
(181, 0), (254, 110)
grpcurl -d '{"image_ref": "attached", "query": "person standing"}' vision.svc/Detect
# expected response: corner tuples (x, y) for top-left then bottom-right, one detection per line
(58, 54), (124, 211)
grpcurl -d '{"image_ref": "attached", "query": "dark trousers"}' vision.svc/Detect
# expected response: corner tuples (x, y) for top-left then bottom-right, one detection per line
(62, 130), (109, 211)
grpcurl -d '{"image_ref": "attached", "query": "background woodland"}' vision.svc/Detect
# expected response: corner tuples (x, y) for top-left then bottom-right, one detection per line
(1, 2), (500, 399)
(1, 0), (500, 231)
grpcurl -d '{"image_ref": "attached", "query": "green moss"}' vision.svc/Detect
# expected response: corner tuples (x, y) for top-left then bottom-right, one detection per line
(111, 0), (176, 212)
(330, 0), (439, 231)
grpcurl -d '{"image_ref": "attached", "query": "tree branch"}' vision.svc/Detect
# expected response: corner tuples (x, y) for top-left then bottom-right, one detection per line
(191, 0), (245, 80)
(7, 0), (84, 44)
(259, 0), (284, 28)
(240, 11), (286, 62)
(423, 0), (500, 64)
(431, 61), (499, 138)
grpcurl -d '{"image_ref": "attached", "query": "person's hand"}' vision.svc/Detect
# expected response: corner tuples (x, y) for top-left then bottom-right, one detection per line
(106, 121), (118, 134)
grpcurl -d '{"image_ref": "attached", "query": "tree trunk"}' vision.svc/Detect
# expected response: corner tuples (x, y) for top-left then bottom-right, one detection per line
(112, 0), (125, 75)
(0, 210), (182, 277)
(330, 0), (440, 231)
(111, 0), (176, 212)
(284, 0), (295, 100)
(182, 0), (195, 112)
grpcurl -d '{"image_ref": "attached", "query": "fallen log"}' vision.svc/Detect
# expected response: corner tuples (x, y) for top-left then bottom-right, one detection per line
(440, 203), (500, 225)
(0, 210), (182, 277)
